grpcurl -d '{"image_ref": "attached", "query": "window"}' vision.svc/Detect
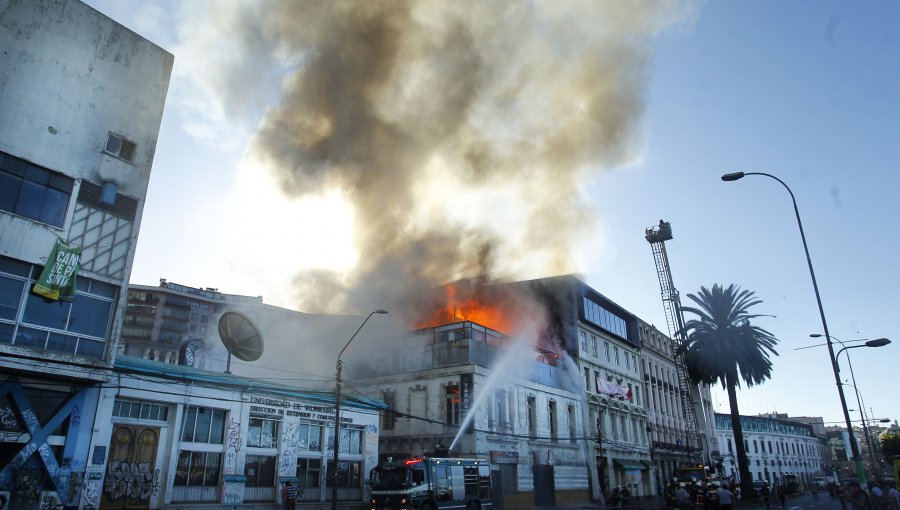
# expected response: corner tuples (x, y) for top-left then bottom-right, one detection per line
(382, 390), (395, 430)
(181, 407), (226, 444)
(293, 422), (323, 451)
(244, 455), (276, 487)
(113, 399), (169, 422)
(493, 390), (509, 431)
(327, 425), (362, 454)
(0, 256), (116, 357)
(328, 460), (361, 489)
(296, 458), (321, 489)
(174, 451), (221, 487)
(445, 384), (460, 426)
(604, 342), (610, 361)
(568, 404), (577, 444)
(247, 416), (279, 448)
(579, 330), (586, 352)
(614, 346), (620, 366)
(590, 335), (597, 357)
(754, 440), (758, 453)
(527, 396), (536, 438)
(548, 400), (558, 442)
(0, 151), (74, 228)
(104, 132), (136, 162)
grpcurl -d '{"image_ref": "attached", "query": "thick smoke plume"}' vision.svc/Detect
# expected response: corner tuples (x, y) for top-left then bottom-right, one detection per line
(190, 0), (694, 324)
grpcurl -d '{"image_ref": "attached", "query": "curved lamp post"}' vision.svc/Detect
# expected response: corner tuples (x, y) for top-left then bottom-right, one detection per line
(815, 334), (891, 472)
(721, 171), (866, 487)
(809, 333), (891, 465)
(332, 309), (388, 510)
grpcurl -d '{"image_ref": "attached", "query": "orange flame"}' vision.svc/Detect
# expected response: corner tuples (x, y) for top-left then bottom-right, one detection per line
(415, 283), (516, 333)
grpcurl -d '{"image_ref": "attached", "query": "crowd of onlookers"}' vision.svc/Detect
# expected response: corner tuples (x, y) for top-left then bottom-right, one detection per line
(655, 478), (900, 510)
(828, 481), (900, 510)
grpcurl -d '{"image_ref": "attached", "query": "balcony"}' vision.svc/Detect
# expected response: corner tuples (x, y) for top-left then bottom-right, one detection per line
(126, 304), (156, 316)
(352, 321), (576, 390)
(164, 297), (191, 309)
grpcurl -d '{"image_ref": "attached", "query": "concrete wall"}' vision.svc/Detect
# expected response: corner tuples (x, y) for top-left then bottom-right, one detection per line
(0, 0), (173, 363)
(0, 0), (172, 265)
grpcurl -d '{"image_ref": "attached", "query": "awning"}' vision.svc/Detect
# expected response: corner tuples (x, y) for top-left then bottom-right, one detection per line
(613, 459), (645, 471)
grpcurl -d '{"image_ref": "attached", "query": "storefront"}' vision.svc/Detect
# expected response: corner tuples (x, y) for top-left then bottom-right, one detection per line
(83, 356), (382, 509)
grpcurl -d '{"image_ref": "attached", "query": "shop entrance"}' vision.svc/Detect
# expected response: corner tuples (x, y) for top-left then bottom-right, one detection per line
(101, 425), (160, 509)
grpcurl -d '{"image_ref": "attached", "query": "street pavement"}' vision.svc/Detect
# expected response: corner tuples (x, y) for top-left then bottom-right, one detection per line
(735, 492), (847, 510)
(533, 492), (848, 510)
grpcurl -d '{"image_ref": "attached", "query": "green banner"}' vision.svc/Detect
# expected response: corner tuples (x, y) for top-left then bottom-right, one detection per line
(33, 239), (81, 301)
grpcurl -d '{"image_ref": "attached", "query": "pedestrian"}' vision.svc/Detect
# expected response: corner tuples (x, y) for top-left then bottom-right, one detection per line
(812, 484), (819, 500)
(282, 480), (300, 510)
(717, 483), (735, 510)
(887, 485), (900, 510)
(777, 485), (787, 508)
(847, 483), (870, 510)
(676, 483), (691, 510)
(870, 482), (886, 510)
(760, 484), (771, 509)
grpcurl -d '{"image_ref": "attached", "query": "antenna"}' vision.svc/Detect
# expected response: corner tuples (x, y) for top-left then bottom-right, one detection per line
(218, 311), (264, 373)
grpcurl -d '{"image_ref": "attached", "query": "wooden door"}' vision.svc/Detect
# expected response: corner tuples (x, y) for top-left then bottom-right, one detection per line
(101, 425), (160, 509)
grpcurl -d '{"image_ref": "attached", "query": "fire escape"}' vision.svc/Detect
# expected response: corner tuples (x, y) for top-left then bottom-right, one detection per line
(645, 220), (703, 464)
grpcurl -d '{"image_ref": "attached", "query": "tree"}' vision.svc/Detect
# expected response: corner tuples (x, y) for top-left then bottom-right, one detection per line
(679, 284), (779, 499)
(881, 431), (900, 463)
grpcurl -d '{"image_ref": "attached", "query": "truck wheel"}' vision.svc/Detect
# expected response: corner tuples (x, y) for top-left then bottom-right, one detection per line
(421, 502), (436, 510)
(467, 501), (481, 510)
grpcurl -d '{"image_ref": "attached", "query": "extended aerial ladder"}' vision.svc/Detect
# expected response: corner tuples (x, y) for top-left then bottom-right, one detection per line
(644, 220), (708, 467)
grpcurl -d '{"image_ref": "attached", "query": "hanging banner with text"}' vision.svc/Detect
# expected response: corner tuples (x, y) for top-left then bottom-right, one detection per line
(460, 373), (474, 433)
(595, 377), (632, 400)
(33, 239), (81, 301)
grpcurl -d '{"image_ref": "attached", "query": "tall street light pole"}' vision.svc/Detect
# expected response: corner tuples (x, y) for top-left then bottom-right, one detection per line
(332, 309), (388, 510)
(721, 171), (866, 487)
(817, 335), (891, 473)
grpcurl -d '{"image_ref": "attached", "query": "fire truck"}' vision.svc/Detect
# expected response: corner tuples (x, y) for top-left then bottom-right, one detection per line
(369, 456), (493, 510)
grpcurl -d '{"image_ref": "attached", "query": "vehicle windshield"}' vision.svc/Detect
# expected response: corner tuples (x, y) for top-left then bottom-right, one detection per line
(371, 467), (409, 490)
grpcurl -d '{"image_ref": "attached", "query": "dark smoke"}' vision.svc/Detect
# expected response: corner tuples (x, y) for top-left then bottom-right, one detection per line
(198, 0), (696, 321)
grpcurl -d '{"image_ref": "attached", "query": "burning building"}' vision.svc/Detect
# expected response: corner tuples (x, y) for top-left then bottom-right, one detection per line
(348, 275), (655, 505)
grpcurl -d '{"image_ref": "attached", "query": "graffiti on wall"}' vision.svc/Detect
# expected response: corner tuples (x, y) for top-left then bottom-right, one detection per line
(222, 480), (244, 506)
(0, 407), (17, 430)
(39, 490), (62, 510)
(0, 378), (89, 506)
(365, 424), (379, 468)
(224, 418), (241, 475)
(13, 468), (41, 507)
(104, 461), (155, 501)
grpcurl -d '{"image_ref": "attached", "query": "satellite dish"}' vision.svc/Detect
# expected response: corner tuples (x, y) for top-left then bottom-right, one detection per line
(218, 312), (264, 373)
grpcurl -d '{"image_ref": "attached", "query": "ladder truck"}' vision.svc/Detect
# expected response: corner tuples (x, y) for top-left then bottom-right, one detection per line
(645, 220), (712, 473)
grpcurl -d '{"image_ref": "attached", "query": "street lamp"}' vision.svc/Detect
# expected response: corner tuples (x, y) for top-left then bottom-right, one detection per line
(843, 383), (882, 473)
(331, 309), (388, 510)
(813, 334), (892, 471)
(721, 171), (866, 487)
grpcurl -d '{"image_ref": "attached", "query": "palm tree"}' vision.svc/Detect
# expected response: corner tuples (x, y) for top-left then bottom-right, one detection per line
(678, 283), (778, 500)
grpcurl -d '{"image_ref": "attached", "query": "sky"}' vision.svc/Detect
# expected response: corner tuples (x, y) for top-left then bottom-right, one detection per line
(82, 0), (899, 429)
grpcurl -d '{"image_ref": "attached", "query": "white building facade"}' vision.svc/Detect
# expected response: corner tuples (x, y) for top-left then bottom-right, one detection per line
(86, 356), (381, 509)
(577, 289), (652, 500)
(355, 319), (587, 509)
(715, 413), (821, 486)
